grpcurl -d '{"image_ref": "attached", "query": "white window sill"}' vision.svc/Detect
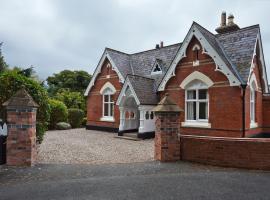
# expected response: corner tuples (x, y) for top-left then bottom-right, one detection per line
(181, 121), (211, 128)
(100, 117), (115, 122)
(250, 122), (258, 128)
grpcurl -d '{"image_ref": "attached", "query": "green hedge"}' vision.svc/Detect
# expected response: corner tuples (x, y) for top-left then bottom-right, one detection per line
(68, 108), (84, 128)
(0, 71), (50, 143)
(48, 99), (68, 129)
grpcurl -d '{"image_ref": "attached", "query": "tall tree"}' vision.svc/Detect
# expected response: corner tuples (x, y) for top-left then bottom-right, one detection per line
(0, 43), (8, 73)
(47, 70), (92, 96)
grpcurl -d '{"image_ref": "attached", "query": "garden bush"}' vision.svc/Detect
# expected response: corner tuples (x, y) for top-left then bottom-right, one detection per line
(68, 108), (84, 128)
(82, 117), (87, 127)
(0, 71), (50, 143)
(48, 99), (68, 129)
(56, 122), (71, 130)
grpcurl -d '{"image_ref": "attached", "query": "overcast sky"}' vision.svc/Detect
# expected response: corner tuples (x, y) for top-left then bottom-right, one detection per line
(1, 0), (270, 81)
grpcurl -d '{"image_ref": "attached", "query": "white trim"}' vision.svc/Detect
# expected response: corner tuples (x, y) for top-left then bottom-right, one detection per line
(180, 71), (214, 89)
(158, 23), (241, 91)
(151, 60), (163, 75)
(250, 122), (258, 129)
(116, 77), (140, 106)
(257, 33), (269, 93)
(248, 73), (258, 90)
(181, 121), (211, 128)
(84, 50), (125, 96)
(99, 82), (116, 94)
(100, 116), (115, 122)
(192, 44), (201, 51)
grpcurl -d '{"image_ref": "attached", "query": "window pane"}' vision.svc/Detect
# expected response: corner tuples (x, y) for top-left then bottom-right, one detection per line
(199, 102), (208, 119)
(110, 103), (114, 117)
(104, 95), (109, 102)
(187, 90), (196, 100)
(199, 89), (207, 99)
(150, 112), (154, 119)
(187, 102), (196, 120)
(104, 103), (109, 116)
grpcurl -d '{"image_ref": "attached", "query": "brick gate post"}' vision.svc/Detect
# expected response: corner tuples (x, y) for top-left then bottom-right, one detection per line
(153, 94), (183, 162)
(3, 88), (39, 166)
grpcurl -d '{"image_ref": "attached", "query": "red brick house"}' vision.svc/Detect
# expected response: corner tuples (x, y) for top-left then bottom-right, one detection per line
(84, 13), (270, 139)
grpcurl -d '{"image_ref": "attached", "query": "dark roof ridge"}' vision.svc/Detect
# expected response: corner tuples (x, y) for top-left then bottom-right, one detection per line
(126, 74), (155, 81)
(215, 24), (260, 36)
(130, 43), (182, 56)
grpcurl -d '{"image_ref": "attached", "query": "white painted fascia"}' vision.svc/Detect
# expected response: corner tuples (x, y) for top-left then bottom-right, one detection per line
(158, 23), (241, 91)
(116, 77), (140, 106)
(84, 50), (125, 96)
(180, 71), (214, 89)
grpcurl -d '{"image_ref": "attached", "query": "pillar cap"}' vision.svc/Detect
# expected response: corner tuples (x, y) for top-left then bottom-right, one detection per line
(3, 88), (39, 108)
(153, 93), (183, 113)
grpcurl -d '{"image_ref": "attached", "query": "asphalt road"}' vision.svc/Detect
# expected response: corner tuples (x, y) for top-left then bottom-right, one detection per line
(0, 161), (270, 200)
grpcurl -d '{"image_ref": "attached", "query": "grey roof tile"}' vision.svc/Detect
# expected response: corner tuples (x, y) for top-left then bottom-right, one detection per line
(127, 75), (158, 105)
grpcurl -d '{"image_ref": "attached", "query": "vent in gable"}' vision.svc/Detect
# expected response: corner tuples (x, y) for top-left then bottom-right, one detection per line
(151, 61), (162, 75)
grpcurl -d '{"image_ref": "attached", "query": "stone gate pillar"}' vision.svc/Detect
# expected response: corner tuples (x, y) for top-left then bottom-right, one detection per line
(3, 88), (39, 166)
(153, 94), (183, 162)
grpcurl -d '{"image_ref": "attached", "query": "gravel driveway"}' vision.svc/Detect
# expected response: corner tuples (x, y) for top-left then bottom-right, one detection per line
(37, 129), (154, 164)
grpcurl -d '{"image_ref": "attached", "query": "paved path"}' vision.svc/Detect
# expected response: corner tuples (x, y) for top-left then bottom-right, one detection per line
(38, 129), (154, 164)
(1, 161), (270, 200)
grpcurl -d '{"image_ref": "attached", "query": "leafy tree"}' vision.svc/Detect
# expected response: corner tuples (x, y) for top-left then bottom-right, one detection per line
(0, 43), (8, 73)
(55, 89), (86, 112)
(0, 71), (50, 143)
(47, 70), (92, 95)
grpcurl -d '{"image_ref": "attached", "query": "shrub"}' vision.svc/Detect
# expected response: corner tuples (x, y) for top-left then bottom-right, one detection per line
(0, 71), (50, 143)
(55, 89), (86, 113)
(82, 117), (87, 127)
(48, 99), (68, 129)
(68, 108), (84, 128)
(56, 122), (71, 130)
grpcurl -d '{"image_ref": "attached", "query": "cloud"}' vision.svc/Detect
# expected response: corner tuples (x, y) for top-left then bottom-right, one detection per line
(0, 0), (269, 82)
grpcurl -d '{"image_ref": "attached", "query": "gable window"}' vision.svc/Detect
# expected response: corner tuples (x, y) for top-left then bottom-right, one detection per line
(151, 62), (162, 75)
(192, 44), (200, 66)
(182, 79), (211, 128)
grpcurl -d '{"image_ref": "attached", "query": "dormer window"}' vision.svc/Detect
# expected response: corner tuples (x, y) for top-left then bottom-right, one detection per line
(192, 44), (200, 66)
(151, 61), (162, 75)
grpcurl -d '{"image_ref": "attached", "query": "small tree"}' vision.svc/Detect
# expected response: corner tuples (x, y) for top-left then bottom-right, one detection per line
(0, 43), (8, 73)
(68, 108), (84, 128)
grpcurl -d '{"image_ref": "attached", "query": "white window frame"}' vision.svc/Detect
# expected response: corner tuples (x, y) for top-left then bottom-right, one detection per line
(100, 86), (115, 122)
(182, 81), (211, 128)
(250, 85), (257, 128)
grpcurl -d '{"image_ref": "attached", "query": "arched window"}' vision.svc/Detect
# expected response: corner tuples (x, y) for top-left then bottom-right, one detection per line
(250, 82), (256, 124)
(102, 87), (114, 119)
(100, 82), (116, 121)
(150, 112), (154, 120)
(192, 44), (200, 66)
(145, 111), (149, 120)
(185, 80), (208, 121)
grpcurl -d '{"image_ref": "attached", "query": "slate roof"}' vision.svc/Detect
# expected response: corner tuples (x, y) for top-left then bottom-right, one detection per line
(216, 25), (260, 82)
(127, 75), (159, 105)
(102, 22), (263, 104)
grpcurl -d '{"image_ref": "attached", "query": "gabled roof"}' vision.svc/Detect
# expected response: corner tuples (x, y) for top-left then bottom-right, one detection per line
(126, 75), (159, 105)
(86, 21), (268, 97)
(216, 25), (260, 82)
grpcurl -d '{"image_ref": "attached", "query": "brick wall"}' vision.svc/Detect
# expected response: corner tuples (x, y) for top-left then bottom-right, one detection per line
(180, 135), (270, 170)
(86, 58), (123, 130)
(262, 95), (270, 132)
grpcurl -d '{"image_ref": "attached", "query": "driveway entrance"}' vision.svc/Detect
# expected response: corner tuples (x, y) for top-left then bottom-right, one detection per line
(37, 129), (154, 164)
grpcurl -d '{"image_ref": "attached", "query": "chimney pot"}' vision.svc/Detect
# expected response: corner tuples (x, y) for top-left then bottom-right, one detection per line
(227, 14), (235, 26)
(160, 41), (164, 48)
(221, 11), (226, 27)
(155, 44), (160, 49)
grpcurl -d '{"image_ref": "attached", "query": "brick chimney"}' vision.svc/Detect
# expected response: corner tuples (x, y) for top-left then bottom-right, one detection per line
(215, 12), (240, 34)
(160, 41), (164, 48)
